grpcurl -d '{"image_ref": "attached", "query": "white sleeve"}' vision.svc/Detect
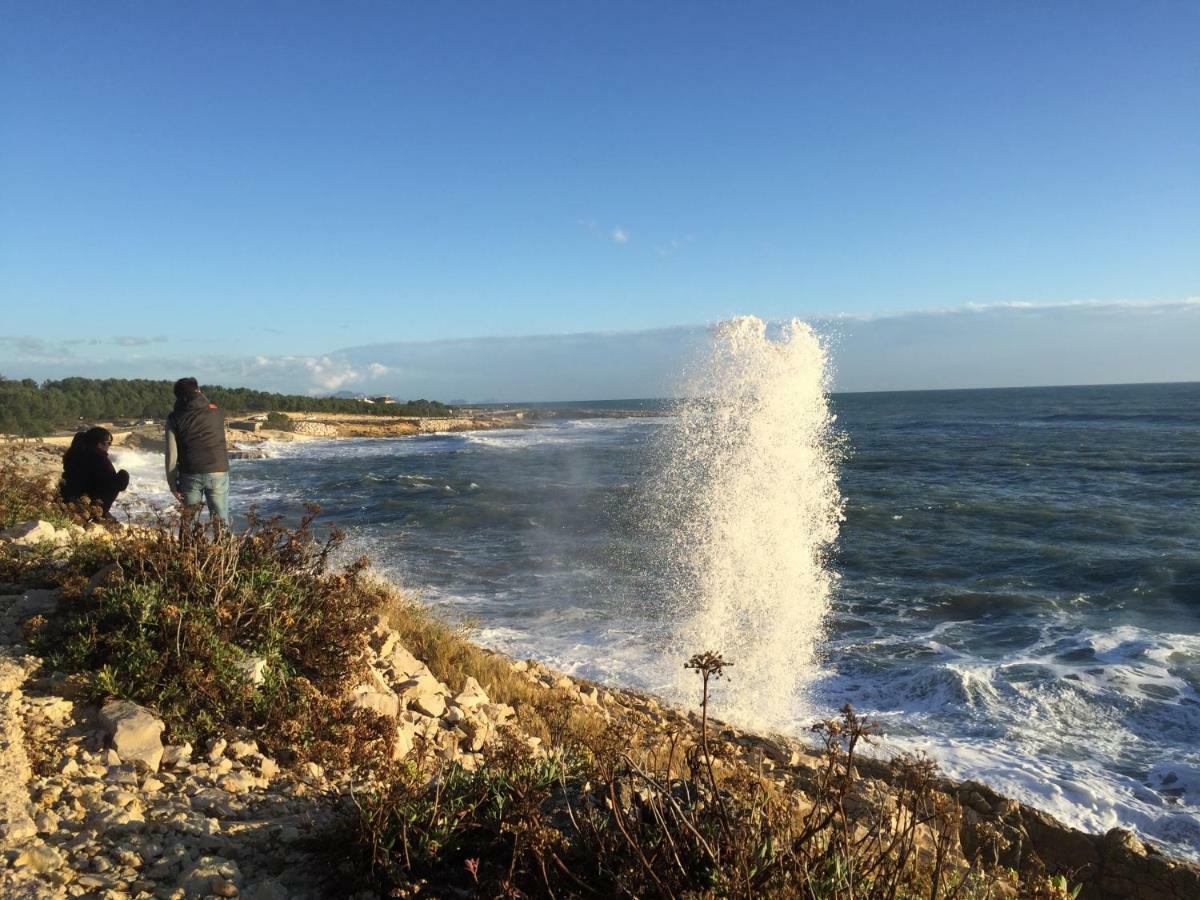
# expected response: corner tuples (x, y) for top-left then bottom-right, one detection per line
(165, 420), (179, 492)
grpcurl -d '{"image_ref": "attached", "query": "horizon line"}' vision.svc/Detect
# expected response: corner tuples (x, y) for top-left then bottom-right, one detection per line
(464, 378), (1200, 407)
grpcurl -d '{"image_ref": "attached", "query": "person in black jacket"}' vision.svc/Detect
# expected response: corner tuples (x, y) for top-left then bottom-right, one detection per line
(165, 377), (230, 523)
(60, 427), (130, 516)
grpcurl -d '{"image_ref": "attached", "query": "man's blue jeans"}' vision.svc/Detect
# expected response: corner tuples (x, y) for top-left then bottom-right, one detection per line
(179, 472), (230, 524)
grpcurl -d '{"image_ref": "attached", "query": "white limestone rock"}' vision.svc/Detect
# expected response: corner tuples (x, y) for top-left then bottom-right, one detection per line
(353, 690), (400, 718)
(386, 642), (425, 679)
(98, 700), (165, 773)
(179, 855), (243, 898)
(235, 655), (267, 686)
(453, 675), (490, 710)
(397, 672), (447, 718)
(4, 520), (69, 547)
(161, 742), (192, 768)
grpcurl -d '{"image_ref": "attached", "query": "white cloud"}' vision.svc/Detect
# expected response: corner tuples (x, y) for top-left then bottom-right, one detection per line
(0, 336), (56, 359)
(240, 355), (391, 395)
(331, 298), (1200, 399)
(113, 335), (167, 347)
(827, 296), (1200, 323)
(578, 219), (632, 245)
(6, 297), (1198, 399)
(656, 234), (694, 257)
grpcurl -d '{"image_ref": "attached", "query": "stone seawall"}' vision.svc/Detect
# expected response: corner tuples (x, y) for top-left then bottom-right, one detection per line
(289, 421), (338, 437)
(415, 416), (508, 434)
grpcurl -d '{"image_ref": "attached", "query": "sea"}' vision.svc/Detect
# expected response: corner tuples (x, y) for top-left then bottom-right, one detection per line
(114, 379), (1200, 859)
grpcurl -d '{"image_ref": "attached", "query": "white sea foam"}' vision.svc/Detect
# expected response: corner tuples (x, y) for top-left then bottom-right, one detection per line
(461, 428), (590, 450)
(816, 619), (1200, 858)
(661, 317), (843, 728)
(109, 447), (174, 516)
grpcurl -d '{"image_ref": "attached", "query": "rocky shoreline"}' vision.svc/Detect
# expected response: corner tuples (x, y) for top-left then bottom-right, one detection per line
(1, 544), (1198, 897)
(0, 582), (509, 899)
(13, 410), (527, 459)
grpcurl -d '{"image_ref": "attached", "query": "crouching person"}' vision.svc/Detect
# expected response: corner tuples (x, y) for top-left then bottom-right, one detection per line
(61, 427), (130, 516)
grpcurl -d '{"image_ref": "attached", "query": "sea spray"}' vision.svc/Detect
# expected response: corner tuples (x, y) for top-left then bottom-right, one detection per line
(663, 316), (843, 728)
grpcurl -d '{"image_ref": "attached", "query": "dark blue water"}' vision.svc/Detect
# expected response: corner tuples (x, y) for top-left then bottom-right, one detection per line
(216, 382), (1200, 856)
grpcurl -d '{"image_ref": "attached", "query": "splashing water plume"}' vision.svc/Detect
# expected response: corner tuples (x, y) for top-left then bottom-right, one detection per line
(666, 316), (843, 728)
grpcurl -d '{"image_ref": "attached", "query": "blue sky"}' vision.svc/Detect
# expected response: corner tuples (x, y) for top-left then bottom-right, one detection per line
(2, 2), (1197, 397)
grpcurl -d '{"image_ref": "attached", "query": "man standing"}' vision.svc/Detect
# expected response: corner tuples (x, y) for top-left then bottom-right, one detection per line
(165, 377), (230, 524)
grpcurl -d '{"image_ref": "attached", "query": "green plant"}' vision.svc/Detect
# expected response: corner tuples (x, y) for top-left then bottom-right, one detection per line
(31, 507), (394, 767)
(358, 733), (583, 892)
(263, 411), (294, 432)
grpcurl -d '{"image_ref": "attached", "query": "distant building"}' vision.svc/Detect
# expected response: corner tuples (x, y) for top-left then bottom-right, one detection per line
(370, 396), (396, 405)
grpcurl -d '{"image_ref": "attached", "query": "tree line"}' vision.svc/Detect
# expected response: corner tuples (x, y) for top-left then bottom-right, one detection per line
(0, 376), (451, 436)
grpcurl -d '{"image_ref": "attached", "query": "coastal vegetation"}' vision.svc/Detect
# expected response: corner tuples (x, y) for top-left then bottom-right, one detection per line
(262, 411), (296, 432)
(0, 375), (452, 436)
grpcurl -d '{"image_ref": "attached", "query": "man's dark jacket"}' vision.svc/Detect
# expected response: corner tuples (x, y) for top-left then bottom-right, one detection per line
(166, 394), (229, 476)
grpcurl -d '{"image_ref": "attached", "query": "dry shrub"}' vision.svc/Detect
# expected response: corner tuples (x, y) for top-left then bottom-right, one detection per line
(355, 651), (1047, 899)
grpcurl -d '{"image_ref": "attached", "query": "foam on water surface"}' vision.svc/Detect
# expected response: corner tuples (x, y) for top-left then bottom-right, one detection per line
(109, 447), (174, 515)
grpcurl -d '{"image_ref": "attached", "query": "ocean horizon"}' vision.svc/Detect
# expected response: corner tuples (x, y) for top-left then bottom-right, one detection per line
(464, 378), (1200, 410)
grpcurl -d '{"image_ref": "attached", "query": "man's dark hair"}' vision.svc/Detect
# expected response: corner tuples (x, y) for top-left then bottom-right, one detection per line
(173, 377), (201, 399)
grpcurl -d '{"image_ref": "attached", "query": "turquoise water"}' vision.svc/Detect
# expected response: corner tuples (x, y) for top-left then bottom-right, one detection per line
(208, 382), (1199, 856)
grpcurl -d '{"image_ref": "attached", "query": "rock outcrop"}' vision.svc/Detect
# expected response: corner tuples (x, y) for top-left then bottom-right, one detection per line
(1, 520), (117, 552)
(0, 591), (363, 898)
(351, 615), (518, 768)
